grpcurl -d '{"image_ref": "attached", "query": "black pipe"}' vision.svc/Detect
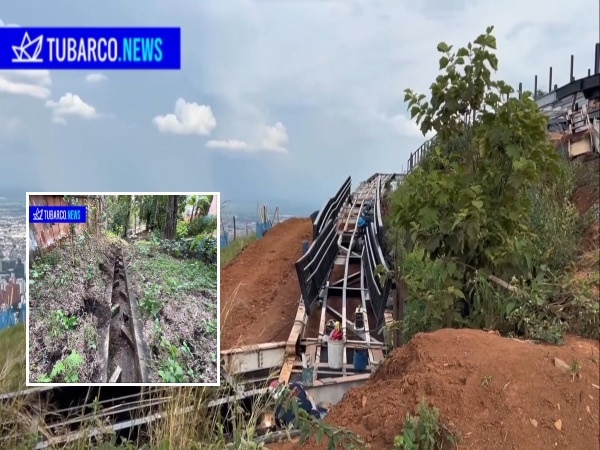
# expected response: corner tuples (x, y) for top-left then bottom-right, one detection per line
(570, 55), (574, 81)
(595, 43), (600, 75)
(518, 82), (522, 98)
(534, 75), (538, 97)
(549, 66), (553, 92)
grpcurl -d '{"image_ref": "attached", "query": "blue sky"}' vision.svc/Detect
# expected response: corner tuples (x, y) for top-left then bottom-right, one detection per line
(1, 0), (598, 215)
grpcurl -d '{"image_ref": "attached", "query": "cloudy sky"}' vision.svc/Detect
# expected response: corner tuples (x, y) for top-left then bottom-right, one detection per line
(1, 0), (598, 214)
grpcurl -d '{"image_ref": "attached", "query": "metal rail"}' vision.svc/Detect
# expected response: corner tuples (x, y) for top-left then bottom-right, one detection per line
(283, 174), (395, 385)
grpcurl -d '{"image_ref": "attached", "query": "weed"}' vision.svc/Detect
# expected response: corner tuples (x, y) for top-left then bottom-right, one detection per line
(0, 323), (25, 393)
(38, 350), (83, 383)
(570, 358), (580, 381)
(140, 283), (162, 318)
(84, 264), (95, 285)
(83, 324), (97, 350)
(481, 375), (492, 387)
(54, 271), (73, 287)
(202, 318), (218, 338)
(49, 309), (78, 337)
(394, 399), (455, 450)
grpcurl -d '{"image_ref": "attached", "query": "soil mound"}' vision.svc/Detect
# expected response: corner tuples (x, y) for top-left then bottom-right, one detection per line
(572, 155), (600, 217)
(275, 329), (600, 450)
(220, 218), (312, 349)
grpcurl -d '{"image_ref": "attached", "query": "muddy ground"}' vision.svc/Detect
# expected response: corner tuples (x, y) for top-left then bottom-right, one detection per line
(220, 218), (312, 350)
(126, 240), (218, 383)
(272, 329), (600, 450)
(28, 233), (116, 383)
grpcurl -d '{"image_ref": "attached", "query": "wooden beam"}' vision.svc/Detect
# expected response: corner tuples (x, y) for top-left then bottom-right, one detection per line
(109, 366), (122, 383)
(278, 303), (306, 384)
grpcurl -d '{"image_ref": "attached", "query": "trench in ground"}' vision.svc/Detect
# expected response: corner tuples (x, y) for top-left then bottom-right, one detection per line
(107, 252), (140, 383)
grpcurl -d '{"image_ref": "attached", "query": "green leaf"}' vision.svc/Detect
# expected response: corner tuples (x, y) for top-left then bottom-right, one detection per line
(471, 200), (483, 210)
(448, 286), (466, 299)
(436, 41), (450, 53)
(439, 56), (449, 69)
(505, 302), (516, 315)
(457, 47), (469, 57)
(505, 144), (521, 160)
(418, 207), (439, 228)
(485, 34), (497, 49)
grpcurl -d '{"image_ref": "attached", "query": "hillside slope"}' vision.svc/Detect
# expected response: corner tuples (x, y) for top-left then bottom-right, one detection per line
(220, 218), (312, 349)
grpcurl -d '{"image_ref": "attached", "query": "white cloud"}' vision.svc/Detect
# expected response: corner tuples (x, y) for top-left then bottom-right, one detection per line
(86, 73), (107, 83)
(153, 98), (216, 135)
(205, 122), (289, 153)
(206, 139), (248, 150)
(192, 0), (598, 147)
(0, 19), (53, 99)
(261, 122), (288, 152)
(383, 114), (435, 139)
(45, 93), (98, 124)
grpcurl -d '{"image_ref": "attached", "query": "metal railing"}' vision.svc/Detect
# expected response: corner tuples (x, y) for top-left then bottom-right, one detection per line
(312, 176), (351, 240)
(362, 222), (392, 331)
(295, 218), (339, 315)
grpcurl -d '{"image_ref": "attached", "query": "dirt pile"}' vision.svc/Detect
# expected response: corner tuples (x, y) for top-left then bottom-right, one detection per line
(220, 218), (312, 349)
(274, 329), (600, 450)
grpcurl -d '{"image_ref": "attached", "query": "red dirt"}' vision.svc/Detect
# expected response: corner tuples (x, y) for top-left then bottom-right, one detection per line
(220, 218), (312, 350)
(271, 329), (600, 450)
(573, 184), (600, 216)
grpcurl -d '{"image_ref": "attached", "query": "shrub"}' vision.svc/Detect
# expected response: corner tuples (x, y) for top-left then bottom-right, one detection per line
(187, 216), (217, 237)
(159, 235), (217, 265)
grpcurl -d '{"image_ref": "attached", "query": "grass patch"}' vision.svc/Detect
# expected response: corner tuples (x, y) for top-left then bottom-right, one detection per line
(220, 235), (256, 267)
(128, 240), (218, 383)
(0, 323), (26, 393)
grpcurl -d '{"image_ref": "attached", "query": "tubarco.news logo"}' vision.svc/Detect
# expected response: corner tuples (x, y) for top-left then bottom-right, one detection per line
(11, 32), (44, 63)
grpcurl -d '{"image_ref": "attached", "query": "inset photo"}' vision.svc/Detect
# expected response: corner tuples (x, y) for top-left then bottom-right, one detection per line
(26, 193), (219, 386)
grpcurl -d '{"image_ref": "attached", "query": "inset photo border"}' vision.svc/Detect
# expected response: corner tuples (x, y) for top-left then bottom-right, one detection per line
(26, 192), (220, 387)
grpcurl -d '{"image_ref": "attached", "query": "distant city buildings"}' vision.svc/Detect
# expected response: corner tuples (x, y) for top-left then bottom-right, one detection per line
(0, 201), (26, 313)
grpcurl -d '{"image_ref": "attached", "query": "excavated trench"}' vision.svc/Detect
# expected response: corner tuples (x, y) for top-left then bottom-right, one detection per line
(99, 249), (150, 383)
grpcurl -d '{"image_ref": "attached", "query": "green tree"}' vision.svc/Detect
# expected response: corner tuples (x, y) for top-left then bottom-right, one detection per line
(388, 27), (563, 332)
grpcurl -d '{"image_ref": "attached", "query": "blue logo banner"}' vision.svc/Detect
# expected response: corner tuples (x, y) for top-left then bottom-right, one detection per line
(0, 27), (181, 70)
(29, 206), (87, 223)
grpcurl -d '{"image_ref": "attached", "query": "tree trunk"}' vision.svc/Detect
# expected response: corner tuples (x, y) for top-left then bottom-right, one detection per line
(164, 195), (178, 240)
(123, 197), (131, 238)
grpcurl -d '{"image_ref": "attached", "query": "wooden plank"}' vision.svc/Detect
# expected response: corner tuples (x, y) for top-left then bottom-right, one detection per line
(278, 303), (306, 384)
(109, 366), (122, 383)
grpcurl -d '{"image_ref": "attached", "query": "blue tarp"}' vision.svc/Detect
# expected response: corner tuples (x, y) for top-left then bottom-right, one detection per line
(0, 304), (26, 332)
(256, 221), (272, 238)
(220, 233), (229, 248)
